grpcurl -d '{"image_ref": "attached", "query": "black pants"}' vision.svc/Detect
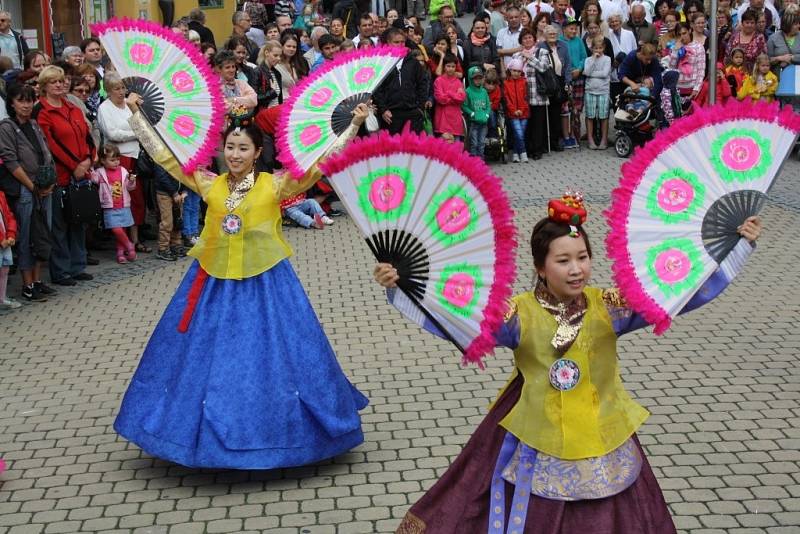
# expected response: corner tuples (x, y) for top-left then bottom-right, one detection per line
(379, 108), (424, 135)
(527, 103), (561, 156)
(159, 0), (175, 27)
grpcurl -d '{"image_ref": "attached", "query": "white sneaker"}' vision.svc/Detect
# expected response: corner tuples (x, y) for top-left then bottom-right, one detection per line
(321, 216), (334, 225)
(511, 153), (520, 163)
(1, 297), (22, 309)
(520, 153), (529, 163)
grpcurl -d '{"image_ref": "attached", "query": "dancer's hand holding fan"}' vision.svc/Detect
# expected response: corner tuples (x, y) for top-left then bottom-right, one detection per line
(605, 100), (800, 333)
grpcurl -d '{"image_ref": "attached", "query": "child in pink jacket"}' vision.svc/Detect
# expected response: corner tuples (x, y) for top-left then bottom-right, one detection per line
(433, 54), (467, 141)
(90, 144), (137, 264)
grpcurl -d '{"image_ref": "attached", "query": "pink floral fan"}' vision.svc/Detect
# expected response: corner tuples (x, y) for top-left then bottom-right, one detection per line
(319, 131), (517, 365)
(92, 19), (225, 172)
(277, 47), (407, 179)
(606, 100), (800, 334)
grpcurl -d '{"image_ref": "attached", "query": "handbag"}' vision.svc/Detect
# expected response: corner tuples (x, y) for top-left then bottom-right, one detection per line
(535, 49), (568, 104)
(422, 110), (433, 135)
(30, 195), (52, 261)
(33, 164), (56, 190)
(63, 178), (101, 225)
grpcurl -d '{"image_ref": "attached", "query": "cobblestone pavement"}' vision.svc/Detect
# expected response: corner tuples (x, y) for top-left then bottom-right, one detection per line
(1, 145), (799, 534)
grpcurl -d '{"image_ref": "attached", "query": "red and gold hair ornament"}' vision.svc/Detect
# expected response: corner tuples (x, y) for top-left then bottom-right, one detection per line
(547, 189), (587, 237)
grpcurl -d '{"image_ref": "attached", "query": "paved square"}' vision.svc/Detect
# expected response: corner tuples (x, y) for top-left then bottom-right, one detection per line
(1, 147), (799, 534)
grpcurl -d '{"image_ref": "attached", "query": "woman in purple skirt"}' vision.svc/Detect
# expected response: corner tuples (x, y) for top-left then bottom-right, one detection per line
(374, 193), (762, 534)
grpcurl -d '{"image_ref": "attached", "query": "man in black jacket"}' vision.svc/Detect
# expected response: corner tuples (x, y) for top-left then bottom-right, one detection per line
(188, 8), (216, 47)
(0, 12), (28, 70)
(373, 29), (428, 134)
(422, 6), (466, 47)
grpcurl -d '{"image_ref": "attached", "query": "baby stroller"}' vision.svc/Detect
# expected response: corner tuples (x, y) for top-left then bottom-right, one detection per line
(483, 104), (510, 164)
(612, 91), (661, 158)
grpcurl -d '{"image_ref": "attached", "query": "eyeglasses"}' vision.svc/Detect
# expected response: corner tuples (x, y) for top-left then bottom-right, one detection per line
(73, 88), (89, 94)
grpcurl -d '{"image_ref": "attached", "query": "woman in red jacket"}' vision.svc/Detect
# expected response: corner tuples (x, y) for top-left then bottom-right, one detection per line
(35, 65), (96, 286)
(503, 58), (530, 163)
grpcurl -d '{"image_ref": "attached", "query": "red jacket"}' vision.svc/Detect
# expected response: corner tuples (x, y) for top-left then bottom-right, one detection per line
(487, 85), (502, 111)
(502, 77), (529, 119)
(0, 191), (17, 242)
(695, 77), (732, 107)
(36, 97), (95, 186)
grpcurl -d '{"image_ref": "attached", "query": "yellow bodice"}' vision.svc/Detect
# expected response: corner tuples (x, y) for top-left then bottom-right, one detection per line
(189, 173), (293, 280)
(499, 288), (649, 460)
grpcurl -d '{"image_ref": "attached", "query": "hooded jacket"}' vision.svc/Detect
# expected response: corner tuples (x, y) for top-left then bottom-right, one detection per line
(462, 67), (491, 124)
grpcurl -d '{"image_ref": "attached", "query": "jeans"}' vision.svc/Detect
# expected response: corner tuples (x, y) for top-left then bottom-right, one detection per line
(14, 187), (52, 271)
(284, 199), (325, 228)
(468, 122), (488, 157)
(49, 185), (87, 281)
(508, 118), (528, 154)
(182, 190), (201, 237)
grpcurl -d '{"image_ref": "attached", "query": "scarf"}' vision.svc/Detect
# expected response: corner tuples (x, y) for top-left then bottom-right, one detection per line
(471, 33), (490, 46)
(225, 169), (256, 212)
(534, 280), (587, 354)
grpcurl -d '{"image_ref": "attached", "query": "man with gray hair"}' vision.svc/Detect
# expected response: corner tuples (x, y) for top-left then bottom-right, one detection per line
(188, 7), (216, 46)
(304, 26), (329, 67)
(0, 11), (28, 70)
(230, 11), (260, 63)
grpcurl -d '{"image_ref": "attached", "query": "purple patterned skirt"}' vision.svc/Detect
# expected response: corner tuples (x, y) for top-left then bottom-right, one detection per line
(396, 375), (677, 534)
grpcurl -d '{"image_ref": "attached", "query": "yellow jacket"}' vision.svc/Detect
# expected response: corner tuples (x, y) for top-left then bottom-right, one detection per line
(129, 111), (357, 279)
(498, 288), (649, 460)
(738, 71), (778, 102)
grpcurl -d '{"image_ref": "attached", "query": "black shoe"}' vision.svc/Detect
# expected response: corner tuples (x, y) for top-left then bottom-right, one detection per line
(156, 248), (177, 261)
(552, 145), (564, 152)
(170, 245), (187, 258)
(532, 153), (542, 160)
(53, 277), (77, 286)
(328, 208), (344, 217)
(73, 272), (94, 281)
(86, 255), (100, 266)
(34, 281), (57, 295)
(22, 284), (47, 302)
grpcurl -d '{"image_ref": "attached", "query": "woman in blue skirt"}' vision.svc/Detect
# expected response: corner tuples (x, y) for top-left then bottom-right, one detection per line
(114, 97), (370, 469)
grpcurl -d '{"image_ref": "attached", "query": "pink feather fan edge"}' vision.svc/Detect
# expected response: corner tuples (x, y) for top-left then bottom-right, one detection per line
(319, 129), (518, 366)
(604, 100), (800, 334)
(90, 18), (225, 174)
(277, 46), (408, 180)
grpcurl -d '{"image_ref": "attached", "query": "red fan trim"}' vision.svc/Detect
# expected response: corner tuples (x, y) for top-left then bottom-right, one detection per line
(91, 18), (225, 174)
(604, 100), (800, 334)
(276, 46), (408, 180)
(319, 130), (518, 366)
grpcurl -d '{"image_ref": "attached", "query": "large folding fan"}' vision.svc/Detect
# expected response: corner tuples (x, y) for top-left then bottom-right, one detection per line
(319, 131), (517, 365)
(606, 100), (800, 334)
(277, 47), (407, 179)
(92, 19), (224, 172)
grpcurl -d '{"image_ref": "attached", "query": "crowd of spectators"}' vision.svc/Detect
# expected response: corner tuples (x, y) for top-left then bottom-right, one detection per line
(0, 0), (798, 309)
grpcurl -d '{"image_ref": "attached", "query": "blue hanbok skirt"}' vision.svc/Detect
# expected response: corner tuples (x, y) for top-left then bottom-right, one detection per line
(115, 259), (368, 469)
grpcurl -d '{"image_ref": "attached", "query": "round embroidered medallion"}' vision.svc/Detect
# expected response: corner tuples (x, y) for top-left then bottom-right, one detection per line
(549, 359), (581, 391)
(221, 213), (242, 235)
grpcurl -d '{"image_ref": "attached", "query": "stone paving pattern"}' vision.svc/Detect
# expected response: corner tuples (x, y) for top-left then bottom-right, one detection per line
(1, 146), (799, 534)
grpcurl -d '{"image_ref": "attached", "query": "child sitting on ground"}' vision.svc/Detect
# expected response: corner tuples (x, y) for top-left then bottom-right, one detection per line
(281, 193), (334, 229)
